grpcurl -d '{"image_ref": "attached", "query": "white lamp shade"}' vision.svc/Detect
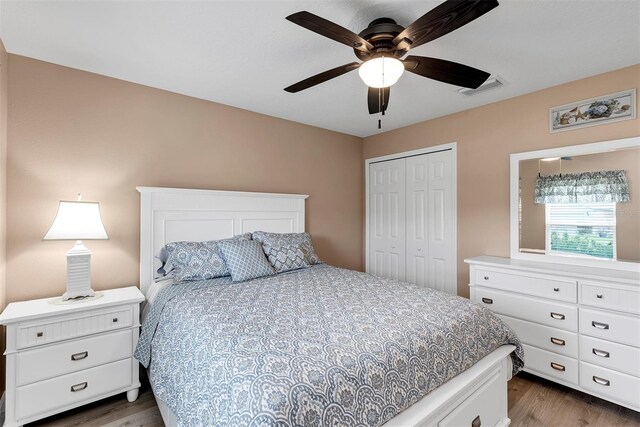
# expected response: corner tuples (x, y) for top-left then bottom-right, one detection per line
(44, 201), (108, 240)
(358, 56), (405, 88)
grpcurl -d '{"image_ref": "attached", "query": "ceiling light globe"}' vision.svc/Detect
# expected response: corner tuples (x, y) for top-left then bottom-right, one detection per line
(358, 57), (404, 88)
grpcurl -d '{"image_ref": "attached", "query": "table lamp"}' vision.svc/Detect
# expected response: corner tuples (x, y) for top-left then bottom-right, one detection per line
(43, 194), (108, 300)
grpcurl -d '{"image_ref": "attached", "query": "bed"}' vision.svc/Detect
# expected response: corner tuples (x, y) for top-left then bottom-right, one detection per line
(135, 186), (523, 427)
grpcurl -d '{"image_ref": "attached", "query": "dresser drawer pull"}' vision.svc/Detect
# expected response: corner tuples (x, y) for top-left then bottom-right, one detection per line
(596, 294), (603, 299)
(471, 415), (481, 427)
(550, 337), (565, 346)
(71, 351), (89, 361)
(550, 362), (565, 372)
(553, 287), (560, 292)
(112, 318), (118, 323)
(481, 297), (493, 305)
(36, 332), (43, 338)
(592, 321), (609, 330)
(592, 376), (610, 386)
(550, 312), (565, 320)
(592, 348), (610, 358)
(70, 382), (88, 392)
(483, 276), (489, 281)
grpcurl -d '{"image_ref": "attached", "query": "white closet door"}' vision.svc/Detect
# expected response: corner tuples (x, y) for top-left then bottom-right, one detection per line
(368, 158), (406, 281)
(406, 154), (429, 287)
(427, 150), (455, 294)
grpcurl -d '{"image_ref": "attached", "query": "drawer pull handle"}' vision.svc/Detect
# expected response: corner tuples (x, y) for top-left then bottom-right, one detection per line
(71, 351), (89, 361)
(592, 376), (610, 386)
(472, 415), (482, 427)
(481, 297), (493, 305)
(70, 382), (88, 392)
(483, 276), (489, 281)
(550, 337), (565, 346)
(596, 294), (603, 299)
(553, 287), (560, 292)
(112, 318), (118, 323)
(592, 321), (609, 330)
(36, 332), (43, 338)
(592, 348), (610, 358)
(550, 312), (565, 320)
(550, 362), (565, 372)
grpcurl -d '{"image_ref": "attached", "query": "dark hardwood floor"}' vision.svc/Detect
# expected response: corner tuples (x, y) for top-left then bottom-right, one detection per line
(27, 372), (640, 426)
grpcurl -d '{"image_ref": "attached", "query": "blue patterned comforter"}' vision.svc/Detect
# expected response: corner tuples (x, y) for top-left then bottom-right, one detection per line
(135, 265), (523, 426)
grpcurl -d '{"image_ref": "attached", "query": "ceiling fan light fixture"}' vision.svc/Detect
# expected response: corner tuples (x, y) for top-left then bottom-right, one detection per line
(358, 56), (404, 88)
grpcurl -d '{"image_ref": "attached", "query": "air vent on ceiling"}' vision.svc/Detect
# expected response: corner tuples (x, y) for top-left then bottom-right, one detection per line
(458, 76), (505, 96)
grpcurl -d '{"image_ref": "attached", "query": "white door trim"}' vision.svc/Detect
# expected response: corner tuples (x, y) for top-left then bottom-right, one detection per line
(364, 142), (458, 294)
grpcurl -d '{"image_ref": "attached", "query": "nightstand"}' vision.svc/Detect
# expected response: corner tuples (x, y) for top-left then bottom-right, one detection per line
(0, 287), (145, 427)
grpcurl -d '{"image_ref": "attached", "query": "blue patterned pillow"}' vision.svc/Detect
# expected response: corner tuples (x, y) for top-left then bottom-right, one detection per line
(252, 231), (321, 265)
(217, 239), (276, 282)
(263, 243), (310, 273)
(162, 233), (251, 282)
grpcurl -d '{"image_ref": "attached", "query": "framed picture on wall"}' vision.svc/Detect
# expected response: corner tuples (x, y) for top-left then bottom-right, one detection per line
(549, 88), (636, 133)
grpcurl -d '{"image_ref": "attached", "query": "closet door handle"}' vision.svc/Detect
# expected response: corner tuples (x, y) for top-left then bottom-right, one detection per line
(550, 362), (565, 372)
(481, 297), (493, 305)
(592, 321), (609, 330)
(550, 312), (565, 320)
(550, 337), (565, 346)
(592, 348), (610, 358)
(592, 376), (610, 386)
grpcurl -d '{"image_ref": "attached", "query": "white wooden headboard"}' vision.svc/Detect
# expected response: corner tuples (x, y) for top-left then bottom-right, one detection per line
(137, 186), (308, 294)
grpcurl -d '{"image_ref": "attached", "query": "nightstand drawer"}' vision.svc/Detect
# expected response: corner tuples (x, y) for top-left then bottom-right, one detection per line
(580, 282), (640, 315)
(17, 306), (132, 349)
(16, 329), (133, 386)
(475, 268), (576, 303)
(16, 358), (133, 422)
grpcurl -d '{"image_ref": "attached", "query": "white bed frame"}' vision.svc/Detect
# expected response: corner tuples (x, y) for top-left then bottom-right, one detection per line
(137, 186), (516, 427)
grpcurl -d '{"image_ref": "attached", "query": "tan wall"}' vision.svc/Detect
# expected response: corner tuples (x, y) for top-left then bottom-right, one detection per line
(6, 55), (364, 303)
(0, 39), (8, 390)
(520, 149), (640, 262)
(363, 65), (640, 297)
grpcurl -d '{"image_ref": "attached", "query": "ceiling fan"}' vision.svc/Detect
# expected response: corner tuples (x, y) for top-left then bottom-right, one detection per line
(284, 0), (499, 116)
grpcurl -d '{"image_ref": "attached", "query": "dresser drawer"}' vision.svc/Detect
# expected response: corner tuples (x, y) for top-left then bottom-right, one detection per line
(580, 282), (640, 315)
(497, 315), (578, 358)
(580, 362), (640, 410)
(16, 358), (133, 422)
(522, 344), (578, 385)
(579, 307), (640, 348)
(17, 306), (133, 349)
(439, 370), (503, 427)
(580, 335), (640, 378)
(475, 268), (576, 303)
(16, 329), (133, 386)
(475, 287), (577, 332)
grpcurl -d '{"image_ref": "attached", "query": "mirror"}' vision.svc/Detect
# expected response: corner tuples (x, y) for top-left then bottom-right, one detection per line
(510, 137), (640, 270)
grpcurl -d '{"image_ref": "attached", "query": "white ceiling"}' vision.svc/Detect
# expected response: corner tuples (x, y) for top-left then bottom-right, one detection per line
(2, 0), (639, 137)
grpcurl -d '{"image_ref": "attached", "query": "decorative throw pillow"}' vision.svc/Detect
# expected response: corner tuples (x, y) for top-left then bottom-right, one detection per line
(162, 233), (251, 282)
(263, 243), (310, 273)
(252, 231), (321, 265)
(217, 239), (276, 282)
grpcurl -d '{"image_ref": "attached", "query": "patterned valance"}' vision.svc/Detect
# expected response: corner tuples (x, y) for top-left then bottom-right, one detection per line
(535, 170), (630, 204)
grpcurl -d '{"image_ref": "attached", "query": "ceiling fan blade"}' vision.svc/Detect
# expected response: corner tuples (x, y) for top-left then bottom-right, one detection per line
(393, 0), (499, 50)
(403, 56), (490, 89)
(368, 87), (390, 114)
(286, 11), (374, 53)
(284, 62), (360, 93)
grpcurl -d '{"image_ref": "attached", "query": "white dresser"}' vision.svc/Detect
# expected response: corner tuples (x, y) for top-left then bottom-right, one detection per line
(0, 287), (145, 427)
(466, 256), (640, 411)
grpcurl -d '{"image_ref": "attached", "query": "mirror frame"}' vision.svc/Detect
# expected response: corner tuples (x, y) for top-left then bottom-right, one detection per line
(510, 136), (640, 272)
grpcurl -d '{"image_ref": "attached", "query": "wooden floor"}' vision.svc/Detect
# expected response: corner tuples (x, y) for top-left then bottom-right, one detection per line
(27, 372), (640, 427)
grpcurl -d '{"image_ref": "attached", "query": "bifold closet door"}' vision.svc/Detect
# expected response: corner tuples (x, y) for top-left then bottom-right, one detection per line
(369, 158), (406, 281)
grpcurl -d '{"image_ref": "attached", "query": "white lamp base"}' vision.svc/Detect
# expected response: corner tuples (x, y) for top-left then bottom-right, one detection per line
(63, 240), (95, 301)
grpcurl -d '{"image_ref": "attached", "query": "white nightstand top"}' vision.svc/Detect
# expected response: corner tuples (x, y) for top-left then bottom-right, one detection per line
(0, 286), (145, 325)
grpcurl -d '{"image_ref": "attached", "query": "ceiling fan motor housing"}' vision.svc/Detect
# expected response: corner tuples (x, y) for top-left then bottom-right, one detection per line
(354, 18), (407, 60)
